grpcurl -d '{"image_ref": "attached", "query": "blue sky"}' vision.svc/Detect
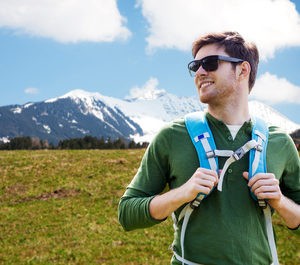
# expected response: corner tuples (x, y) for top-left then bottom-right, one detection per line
(0, 0), (300, 124)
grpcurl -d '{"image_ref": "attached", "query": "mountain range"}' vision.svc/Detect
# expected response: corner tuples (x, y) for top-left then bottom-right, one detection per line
(0, 89), (299, 145)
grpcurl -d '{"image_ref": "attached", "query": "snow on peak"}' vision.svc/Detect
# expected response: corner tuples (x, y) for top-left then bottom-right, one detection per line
(11, 107), (22, 114)
(45, 89), (104, 103)
(24, 103), (34, 108)
(125, 88), (166, 101)
(249, 101), (299, 133)
(62, 89), (103, 100)
(125, 77), (166, 101)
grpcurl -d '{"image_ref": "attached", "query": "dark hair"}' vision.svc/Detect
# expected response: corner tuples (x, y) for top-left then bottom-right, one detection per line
(192, 31), (259, 91)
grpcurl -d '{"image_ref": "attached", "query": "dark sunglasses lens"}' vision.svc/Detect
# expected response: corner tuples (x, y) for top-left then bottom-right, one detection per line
(188, 57), (219, 76)
(189, 61), (201, 72)
(202, 57), (218, 71)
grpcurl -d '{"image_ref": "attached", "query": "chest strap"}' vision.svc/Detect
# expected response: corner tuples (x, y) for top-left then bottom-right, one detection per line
(217, 139), (261, 191)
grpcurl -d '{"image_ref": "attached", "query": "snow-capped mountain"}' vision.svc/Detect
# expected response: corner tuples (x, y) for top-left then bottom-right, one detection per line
(248, 101), (299, 133)
(52, 89), (206, 142)
(53, 89), (298, 142)
(0, 93), (142, 145)
(0, 89), (299, 144)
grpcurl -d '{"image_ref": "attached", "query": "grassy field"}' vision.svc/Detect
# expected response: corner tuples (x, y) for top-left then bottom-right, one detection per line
(0, 150), (299, 264)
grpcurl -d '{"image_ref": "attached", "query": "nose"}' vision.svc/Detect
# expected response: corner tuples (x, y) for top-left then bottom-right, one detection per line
(195, 65), (208, 77)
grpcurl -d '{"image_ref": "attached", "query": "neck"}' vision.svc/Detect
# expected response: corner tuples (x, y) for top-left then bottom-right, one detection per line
(207, 98), (250, 125)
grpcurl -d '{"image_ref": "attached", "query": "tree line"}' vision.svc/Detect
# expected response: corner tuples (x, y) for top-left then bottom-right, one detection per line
(1, 130), (299, 151)
(0, 136), (148, 150)
(290, 128), (300, 151)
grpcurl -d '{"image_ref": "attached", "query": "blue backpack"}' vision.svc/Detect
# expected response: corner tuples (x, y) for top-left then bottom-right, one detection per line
(184, 111), (268, 207)
(171, 112), (279, 265)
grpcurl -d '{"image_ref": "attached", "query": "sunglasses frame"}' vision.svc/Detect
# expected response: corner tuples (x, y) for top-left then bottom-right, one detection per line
(188, 55), (244, 77)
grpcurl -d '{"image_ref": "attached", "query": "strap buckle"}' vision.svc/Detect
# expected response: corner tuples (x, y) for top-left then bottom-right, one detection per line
(258, 199), (267, 209)
(233, 147), (246, 161)
(190, 194), (205, 209)
(255, 144), (263, 152)
(168, 244), (176, 251)
(206, 150), (215, 159)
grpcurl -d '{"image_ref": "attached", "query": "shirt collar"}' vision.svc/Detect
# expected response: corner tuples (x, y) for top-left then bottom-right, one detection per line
(205, 112), (252, 135)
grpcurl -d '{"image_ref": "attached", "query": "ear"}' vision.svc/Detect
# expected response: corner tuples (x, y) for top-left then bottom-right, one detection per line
(236, 61), (251, 82)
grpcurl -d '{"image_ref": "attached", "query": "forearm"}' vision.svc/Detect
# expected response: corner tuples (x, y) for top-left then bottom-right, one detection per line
(149, 187), (187, 220)
(118, 195), (164, 231)
(270, 195), (300, 229)
(150, 168), (218, 220)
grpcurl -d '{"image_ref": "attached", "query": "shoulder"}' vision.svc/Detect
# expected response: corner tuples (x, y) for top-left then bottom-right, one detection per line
(268, 126), (295, 146)
(163, 117), (186, 131)
(152, 118), (187, 143)
(146, 117), (191, 159)
(267, 125), (299, 161)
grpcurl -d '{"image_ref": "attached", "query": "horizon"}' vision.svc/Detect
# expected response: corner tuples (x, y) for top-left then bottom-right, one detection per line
(0, 0), (300, 124)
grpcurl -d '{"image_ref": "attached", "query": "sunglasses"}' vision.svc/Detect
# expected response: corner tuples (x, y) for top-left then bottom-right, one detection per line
(188, 55), (244, 77)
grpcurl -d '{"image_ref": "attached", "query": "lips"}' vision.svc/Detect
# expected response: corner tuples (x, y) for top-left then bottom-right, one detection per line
(199, 81), (214, 89)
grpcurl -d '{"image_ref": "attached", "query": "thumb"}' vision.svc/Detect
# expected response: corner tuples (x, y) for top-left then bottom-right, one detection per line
(242, 171), (249, 181)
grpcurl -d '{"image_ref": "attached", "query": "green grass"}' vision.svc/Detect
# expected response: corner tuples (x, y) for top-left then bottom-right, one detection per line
(0, 150), (299, 264)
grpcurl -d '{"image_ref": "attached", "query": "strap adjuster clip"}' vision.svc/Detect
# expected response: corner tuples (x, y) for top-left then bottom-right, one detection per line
(233, 147), (246, 161)
(206, 150), (215, 158)
(255, 144), (263, 152)
(258, 199), (267, 209)
(168, 244), (176, 251)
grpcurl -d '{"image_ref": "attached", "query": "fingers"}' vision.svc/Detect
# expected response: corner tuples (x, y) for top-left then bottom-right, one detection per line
(196, 167), (218, 175)
(180, 167), (218, 201)
(196, 167), (218, 183)
(192, 168), (218, 194)
(248, 173), (278, 188)
(242, 171), (249, 180)
(247, 173), (281, 200)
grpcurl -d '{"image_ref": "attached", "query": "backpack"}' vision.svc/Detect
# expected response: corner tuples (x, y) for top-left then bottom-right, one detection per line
(171, 112), (278, 265)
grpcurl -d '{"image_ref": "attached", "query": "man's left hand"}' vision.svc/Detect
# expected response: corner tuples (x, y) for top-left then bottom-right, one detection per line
(243, 172), (283, 209)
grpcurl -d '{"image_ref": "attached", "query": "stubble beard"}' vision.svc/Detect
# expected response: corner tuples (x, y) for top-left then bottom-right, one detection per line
(198, 79), (238, 107)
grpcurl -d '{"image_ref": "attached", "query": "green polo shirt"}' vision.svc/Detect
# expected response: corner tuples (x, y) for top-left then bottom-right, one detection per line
(118, 113), (300, 265)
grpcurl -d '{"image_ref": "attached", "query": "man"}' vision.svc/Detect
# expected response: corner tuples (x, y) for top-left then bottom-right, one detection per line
(118, 31), (300, 265)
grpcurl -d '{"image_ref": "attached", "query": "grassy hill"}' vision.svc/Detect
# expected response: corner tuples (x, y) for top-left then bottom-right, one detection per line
(0, 150), (299, 264)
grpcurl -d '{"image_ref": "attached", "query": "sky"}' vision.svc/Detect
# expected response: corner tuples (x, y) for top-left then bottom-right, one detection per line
(0, 0), (300, 124)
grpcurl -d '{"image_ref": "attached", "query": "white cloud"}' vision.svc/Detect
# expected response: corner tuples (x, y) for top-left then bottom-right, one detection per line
(250, 72), (300, 104)
(136, 0), (300, 59)
(24, 87), (39, 94)
(126, 77), (166, 100)
(0, 0), (131, 43)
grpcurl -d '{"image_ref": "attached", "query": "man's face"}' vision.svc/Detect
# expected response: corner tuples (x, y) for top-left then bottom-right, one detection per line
(194, 44), (239, 105)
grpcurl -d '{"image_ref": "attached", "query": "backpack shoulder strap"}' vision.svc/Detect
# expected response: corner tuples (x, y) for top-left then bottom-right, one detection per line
(184, 112), (218, 206)
(249, 117), (279, 265)
(176, 112), (218, 263)
(184, 112), (219, 173)
(249, 116), (269, 203)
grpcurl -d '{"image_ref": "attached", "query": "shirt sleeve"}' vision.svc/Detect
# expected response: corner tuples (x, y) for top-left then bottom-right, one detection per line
(279, 134), (300, 205)
(277, 132), (300, 232)
(118, 125), (172, 231)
